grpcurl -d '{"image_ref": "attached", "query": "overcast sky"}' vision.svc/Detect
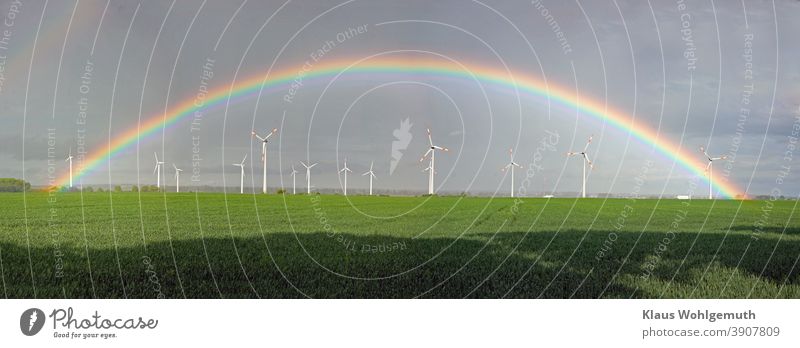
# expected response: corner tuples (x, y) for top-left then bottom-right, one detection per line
(1, 0), (798, 197)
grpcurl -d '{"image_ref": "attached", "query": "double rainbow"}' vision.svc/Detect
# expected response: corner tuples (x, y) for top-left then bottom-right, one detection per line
(55, 57), (743, 198)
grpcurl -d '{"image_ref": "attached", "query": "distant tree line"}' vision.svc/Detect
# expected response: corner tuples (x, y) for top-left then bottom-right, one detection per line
(0, 178), (31, 192)
(76, 185), (160, 192)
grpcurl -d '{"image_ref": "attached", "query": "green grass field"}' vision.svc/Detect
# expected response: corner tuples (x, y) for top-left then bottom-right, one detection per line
(0, 192), (798, 298)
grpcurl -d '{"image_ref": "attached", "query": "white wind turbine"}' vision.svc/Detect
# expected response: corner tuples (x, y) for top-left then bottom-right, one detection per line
(251, 128), (278, 194)
(339, 159), (352, 196)
(173, 164), (183, 193)
(300, 161), (317, 194)
(153, 152), (165, 190)
(502, 148), (523, 197)
(290, 166), (298, 194)
(566, 135), (594, 198)
(700, 146), (727, 200)
(362, 161), (376, 196)
(419, 128), (449, 195)
(232, 154), (247, 194)
(65, 147), (74, 188)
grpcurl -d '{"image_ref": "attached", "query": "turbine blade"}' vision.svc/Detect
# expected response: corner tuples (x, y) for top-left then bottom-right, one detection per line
(267, 128), (278, 139)
(252, 131), (266, 141)
(583, 135), (593, 152)
(370, 161), (374, 171)
(583, 154), (593, 169)
(420, 149), (433, 162)
(427, 128), (433, 146)
(700, 146), (712, 160)
(154, 152), (159, 162)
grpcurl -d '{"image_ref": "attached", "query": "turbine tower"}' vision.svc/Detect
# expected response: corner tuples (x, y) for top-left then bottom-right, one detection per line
(339, 158), (352, 196)
(419, 128), (449, 195)
(173, 164), (183, 193)
(65, 147), (74, 188)
(252, 128), (277, 194)
(502, 148), (523, 197)
(700, 146), (727, 200)
(153, 152), (165, 190)
(300, 161), (317, 194)
(362, 161), (376, 196)
(566, 135), (594, 198)
(232, 154), (247, 194)
(290, 166), (298, 194)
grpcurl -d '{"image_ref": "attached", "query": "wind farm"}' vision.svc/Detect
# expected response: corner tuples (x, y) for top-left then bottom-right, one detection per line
(9, 49), (781, 301)
(2, 0), (798, 305)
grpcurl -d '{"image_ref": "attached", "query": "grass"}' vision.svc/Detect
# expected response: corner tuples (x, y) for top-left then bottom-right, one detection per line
(0, 192), (798, 298)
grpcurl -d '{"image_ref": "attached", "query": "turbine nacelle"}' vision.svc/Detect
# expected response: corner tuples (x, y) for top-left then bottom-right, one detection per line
(566, 135), (595, 169)
(232, 154), (247, 167)
(153, 152), (165, 174)
(503, 148), (522, 171)
(252, 128), (278, 143)
(362, 161), (376, 178)
(567, 135), (595, 198)
(700, 146), (727, 174)
(300, 161), (318, 170)
(253, 128), (277, 164)
(339, 159), (352, 173)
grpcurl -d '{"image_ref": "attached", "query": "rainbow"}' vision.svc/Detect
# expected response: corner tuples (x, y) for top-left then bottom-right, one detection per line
(56, 56), (743, 198)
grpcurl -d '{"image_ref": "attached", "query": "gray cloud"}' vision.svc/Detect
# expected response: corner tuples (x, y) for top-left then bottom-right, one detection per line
(0, 0), (798, 197)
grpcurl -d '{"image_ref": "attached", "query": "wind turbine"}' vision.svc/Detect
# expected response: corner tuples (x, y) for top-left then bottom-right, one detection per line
(65, 147), (74, 188)
(339, 159), (352, 195)
(362, 161), (376, 196)
(566, 135), (594, 198)
(419, 128), (449, 195)
(153, 152), (165, 190)
(173, 164), (183, 193)
(700, 146), (727, 200)
(290, 166), (298, 194)
(300, 161), (317, 194)
(251, 128), (278, 194)
(502, 148), (523, 197)
(232, 154), (247, 194)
